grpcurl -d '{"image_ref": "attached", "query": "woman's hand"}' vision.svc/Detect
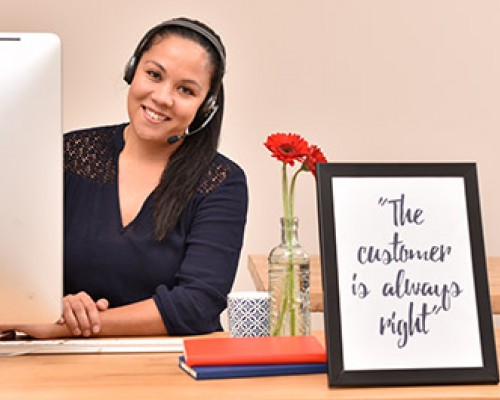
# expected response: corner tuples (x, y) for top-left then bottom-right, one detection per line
(0, 293), (109, 339)
(1, 323), (70, 339)
(2, 297), (168, 338)
(58, 292), (109, 337)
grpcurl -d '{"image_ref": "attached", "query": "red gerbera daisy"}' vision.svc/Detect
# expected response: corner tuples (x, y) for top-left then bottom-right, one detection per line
(304, 145), (328, 177)
(264, 133), (310, 166)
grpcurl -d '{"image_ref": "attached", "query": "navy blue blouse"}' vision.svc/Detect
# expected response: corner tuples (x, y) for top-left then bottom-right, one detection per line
(63, 124), (248, 335)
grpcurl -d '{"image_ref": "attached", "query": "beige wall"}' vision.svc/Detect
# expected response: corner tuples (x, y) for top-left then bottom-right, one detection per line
(2, 0), (499, 299)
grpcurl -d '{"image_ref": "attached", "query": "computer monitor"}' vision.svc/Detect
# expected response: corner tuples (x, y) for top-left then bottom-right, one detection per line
(0, 32), (63, 324)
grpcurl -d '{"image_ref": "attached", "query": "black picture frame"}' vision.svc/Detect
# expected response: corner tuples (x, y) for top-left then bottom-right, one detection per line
(316, 163), (498, 387)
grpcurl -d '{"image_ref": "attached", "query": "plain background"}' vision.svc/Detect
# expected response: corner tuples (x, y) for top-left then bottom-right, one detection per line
(2, 0), (499, 329)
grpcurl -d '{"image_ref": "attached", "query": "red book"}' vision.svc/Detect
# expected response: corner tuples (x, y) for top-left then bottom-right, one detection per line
(182, 335), (327, 367)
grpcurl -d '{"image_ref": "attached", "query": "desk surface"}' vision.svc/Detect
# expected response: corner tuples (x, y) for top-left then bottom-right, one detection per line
(248, 255), (500, 313)
(1, 331), (500, 400)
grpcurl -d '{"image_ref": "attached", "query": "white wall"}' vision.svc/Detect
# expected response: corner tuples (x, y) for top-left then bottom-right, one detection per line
(2, 1), (500, 327)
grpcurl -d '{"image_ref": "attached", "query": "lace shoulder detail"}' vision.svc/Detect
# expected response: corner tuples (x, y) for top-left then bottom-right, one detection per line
(64, 126), (121, 184)
(196, 155), (237, 195)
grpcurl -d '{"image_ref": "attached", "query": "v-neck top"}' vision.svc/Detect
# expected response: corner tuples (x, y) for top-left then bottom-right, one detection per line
(63, 123), (248, 335)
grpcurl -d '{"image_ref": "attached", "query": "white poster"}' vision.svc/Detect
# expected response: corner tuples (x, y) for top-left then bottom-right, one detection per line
(332, 177), (482, 370)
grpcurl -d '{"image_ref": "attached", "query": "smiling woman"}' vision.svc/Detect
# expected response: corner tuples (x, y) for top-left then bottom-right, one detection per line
(1, 17), (248, 340)
(120, 34), (213, 228)
(126, 35), (212, 146)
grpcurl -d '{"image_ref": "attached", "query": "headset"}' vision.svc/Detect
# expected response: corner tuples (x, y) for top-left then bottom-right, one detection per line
(123, 18), (226, 143)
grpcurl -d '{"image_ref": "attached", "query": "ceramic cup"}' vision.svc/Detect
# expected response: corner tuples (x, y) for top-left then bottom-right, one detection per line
(227, 291), (271, 337)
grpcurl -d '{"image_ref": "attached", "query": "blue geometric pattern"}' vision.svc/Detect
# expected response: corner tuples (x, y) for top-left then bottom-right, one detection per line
(228, 294), (270, 337)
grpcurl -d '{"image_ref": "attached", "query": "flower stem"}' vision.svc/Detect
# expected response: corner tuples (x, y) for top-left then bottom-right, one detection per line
(282, 162), (290, 220)
(288, 167), (303, 219)
(285, 168), (305, 335)
(273, 164), (306, 336)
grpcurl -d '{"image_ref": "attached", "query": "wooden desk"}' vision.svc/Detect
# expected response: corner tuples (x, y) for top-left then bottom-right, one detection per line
(248, 255), (500, 313)
(1, 331), (500, 400)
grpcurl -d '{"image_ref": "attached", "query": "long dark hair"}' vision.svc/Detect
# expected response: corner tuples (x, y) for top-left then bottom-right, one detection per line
(131, 18), (226, 240)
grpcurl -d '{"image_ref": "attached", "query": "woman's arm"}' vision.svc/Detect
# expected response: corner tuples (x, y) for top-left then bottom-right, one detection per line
(62, 293), (168, 337)
(154, 158), (248, 335)
(95, 298), (168, 336)
(1, 298), (167, 339)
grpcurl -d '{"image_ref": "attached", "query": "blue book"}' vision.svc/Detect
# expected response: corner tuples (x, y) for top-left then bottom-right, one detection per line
(178, 356), (327, 380)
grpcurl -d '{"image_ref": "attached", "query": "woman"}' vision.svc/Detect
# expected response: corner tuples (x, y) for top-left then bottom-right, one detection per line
(8, 17), (248, 338)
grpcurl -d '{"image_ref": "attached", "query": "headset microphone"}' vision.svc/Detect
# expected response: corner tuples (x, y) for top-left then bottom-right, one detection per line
(166, 103), (219, 145)
(167, 135), (183, 145)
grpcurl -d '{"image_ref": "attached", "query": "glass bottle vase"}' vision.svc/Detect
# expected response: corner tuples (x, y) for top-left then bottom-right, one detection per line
(268, 217), (310, 336)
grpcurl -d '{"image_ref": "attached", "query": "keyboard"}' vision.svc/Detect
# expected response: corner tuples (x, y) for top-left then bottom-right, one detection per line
(0, 335), (184, 356)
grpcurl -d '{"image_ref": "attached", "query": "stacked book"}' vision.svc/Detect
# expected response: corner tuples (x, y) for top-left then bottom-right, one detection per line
(179, 335), (328, 380)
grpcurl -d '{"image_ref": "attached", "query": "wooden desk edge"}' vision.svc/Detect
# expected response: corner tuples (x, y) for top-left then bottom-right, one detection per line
(488, 257), (500, 314)
(248, 254), (267, 292)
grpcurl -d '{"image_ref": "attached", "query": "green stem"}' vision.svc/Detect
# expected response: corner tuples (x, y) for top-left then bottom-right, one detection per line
(287, 260), (296, 335)
(272, 164), (306, 336)
(272, 277), (289, 335)
(288, 167), (303, 219)
(286, 168), (304, 335)
(282, 162), (290, 220)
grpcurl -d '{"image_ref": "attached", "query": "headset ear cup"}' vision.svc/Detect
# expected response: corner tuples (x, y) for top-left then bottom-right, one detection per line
(189, 94), (217, 131)
(123, 56), (137, 84)
(202, 95), (217, 117)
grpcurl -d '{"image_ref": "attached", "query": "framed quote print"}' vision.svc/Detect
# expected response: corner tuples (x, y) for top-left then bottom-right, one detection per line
(316, 163), (498, 387)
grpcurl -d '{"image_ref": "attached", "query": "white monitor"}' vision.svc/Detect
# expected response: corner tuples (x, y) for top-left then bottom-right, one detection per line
(0, 33), (63, 324)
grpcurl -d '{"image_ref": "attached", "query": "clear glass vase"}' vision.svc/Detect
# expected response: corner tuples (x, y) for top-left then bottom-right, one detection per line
(268, 217), (310, 336)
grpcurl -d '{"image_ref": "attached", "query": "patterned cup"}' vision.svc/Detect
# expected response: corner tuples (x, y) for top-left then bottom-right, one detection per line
(227, 291), (271, 337)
